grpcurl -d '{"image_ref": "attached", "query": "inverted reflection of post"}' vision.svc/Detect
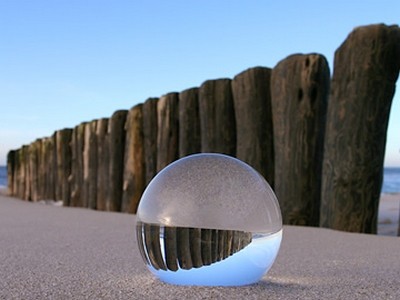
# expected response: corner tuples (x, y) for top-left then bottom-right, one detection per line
(189, 228), (202, 268)
(143, 223), (166, 271)
(136, 224), (150, 266)
(137, 223), (253, 272)
(164, 226), (178, 271)
(177, 227), (193, 270)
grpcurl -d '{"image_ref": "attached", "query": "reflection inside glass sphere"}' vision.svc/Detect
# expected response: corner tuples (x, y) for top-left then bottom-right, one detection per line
(136, 153), (282, 286)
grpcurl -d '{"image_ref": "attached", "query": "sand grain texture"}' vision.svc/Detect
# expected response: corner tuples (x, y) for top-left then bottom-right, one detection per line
(0, 193), (399, 299)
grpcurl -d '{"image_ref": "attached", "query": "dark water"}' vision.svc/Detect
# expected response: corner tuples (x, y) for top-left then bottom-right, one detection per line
(1, 166), (399, 192)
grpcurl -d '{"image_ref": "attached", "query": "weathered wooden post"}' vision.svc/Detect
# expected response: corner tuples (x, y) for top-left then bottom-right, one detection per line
(232, 67), (274, 186)
(199, 79), (236, 155)
(320, 24), (400, 233)
(179, 87), (201, 157)
(96, 118), (109, 211)
(22, 145), (30, 200)
(107, 110), (128, 211)
(36, 139), (44, 200)
(83, 121), (98, 209)
(56, 129), (72, 205)
(271, 54), (330, 226)
(70, 123), (86, 207)
(11, 149), (19, 197)
(43, 135), (57, 201)
(157, 93), (179, 172)
(143, 98), (158, 185)
(28, 140), (40, 201)
(121, 104), (145, 213)
(7, 150), (16, 196)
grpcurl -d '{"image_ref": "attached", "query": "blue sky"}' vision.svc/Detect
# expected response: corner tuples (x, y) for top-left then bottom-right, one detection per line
(0, 1), (399, 166)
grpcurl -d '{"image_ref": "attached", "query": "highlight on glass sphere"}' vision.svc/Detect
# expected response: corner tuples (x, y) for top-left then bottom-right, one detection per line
(135, 153), (282, 286)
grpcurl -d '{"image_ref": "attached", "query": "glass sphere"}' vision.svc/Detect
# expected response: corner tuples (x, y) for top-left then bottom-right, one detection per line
(136, 153), (282, 286)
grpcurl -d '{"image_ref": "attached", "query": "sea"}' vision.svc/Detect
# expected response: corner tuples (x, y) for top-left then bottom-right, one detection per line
(0, 166), (399, 193)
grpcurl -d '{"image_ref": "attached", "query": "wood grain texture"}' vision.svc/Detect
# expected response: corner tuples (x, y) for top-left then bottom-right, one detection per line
(28, 140), (40, 201)
(108, 110), (128, 212)
(156, 93), (179, 172)
(142, 98), (158, 185)
(179, 87), (201, 157)
(6, 150), (15, 196)
(83, 121), (98, 209)
(35, 140), (44, 200)
(199, 79), (236, 155)
(96, 118), (109, 211)
(271, 54), (330, 226)
(70, 123), (86, 207)
(320, 24), (400, 233)
(43, 135), (57, 201)
(55, 129), (72, 205)
(232, 67), (274, 186)
(122, 104), (145, 213)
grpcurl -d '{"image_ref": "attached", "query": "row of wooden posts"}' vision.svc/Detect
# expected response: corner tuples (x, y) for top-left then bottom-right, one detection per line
(7, 24), (400, 234)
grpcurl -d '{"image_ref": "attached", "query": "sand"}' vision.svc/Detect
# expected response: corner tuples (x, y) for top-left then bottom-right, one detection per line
(1, 192), (399, 299)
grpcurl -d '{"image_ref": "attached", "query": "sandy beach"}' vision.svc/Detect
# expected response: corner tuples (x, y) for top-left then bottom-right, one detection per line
(0, 190), (399, 299)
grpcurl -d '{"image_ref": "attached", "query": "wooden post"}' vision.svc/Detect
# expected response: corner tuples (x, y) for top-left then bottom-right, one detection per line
(122, 104), (145, 213)
(199, 78), (236, 155)
(12, 149), (20, 197)
(108, 110), (128, 211)
(96, 118), (109, 211)
(232, 67), (274, 186)
(36, 139), (44, 200)
(55, 129), (72, 205)
(70, 123), (86, 207)
(83, 121), (98, 209)
(179, 87), (201, 157)
(28, 140), (40, 201)
(7, 150), (16, 196)
(156, 93), (179, 172)
(320, 24), (400, 233)
(143, 98), (158, 185)
(22, 145), (29, 200)
(43, 134), (57, 201)
(271, 54), (330, 226)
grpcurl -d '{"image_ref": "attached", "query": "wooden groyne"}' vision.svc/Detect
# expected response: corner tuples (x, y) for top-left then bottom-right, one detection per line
(6, 24), (400, 234)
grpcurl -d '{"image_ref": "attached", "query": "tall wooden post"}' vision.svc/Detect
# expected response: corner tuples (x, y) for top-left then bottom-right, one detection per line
(143, 98), (158, 185)
(271, 54), (330, 226)
(56, 129), (72, 205)
(96, 118), (109, 211)
(28, 140), (40, 201)
(157, 93), (179, 172)
(7, 150), (16, 196)
(22, 145), (30, 200)
(83, 121), (98, 209)
(36, 139), (44, 200)
(70, 123), (86, 207)
(232, 67), (274, 186)
(320, 24), (400, 233)
(122, 104), (145, 213)
(107, 110), (128, 211)
(179, 87), (201, 157)
(199, 79), (236, 156)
